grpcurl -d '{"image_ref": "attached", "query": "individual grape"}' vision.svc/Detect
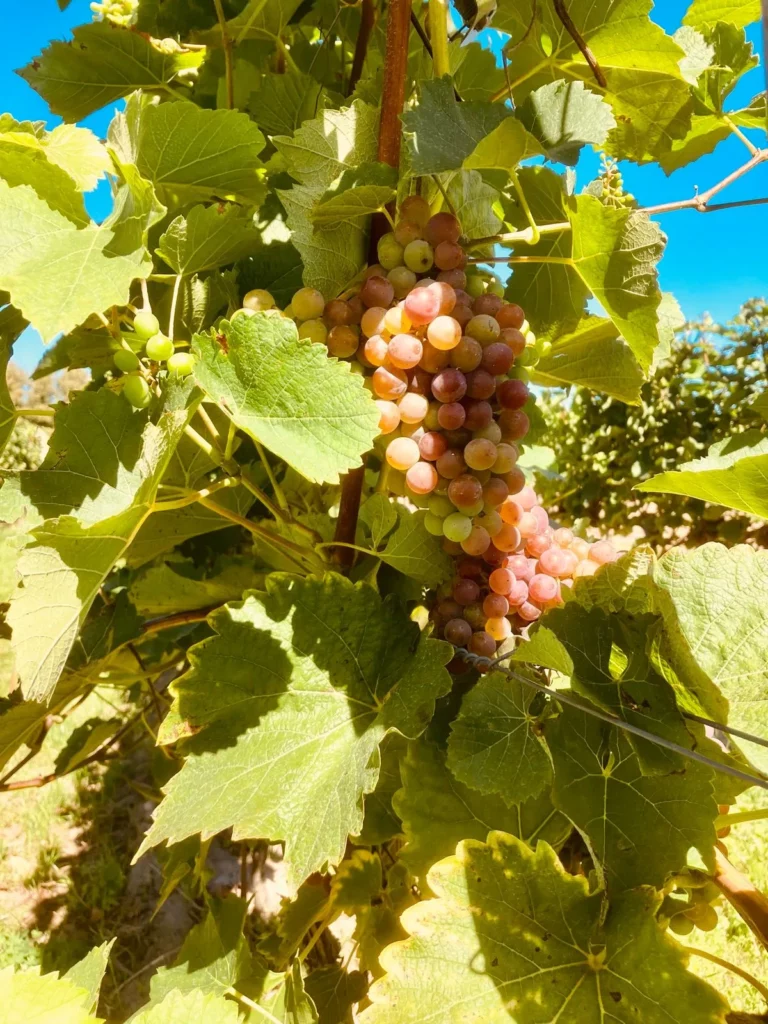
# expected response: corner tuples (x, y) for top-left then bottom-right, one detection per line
(464, 438), (497, 471)
(668, 914), (696, 937)
(685, 903), (718, 932)
(497, 303), (525, 330)
(394, 220), (422, 247)
(451, 303), (474, 330)
(537, 547), (568, 578)
(133, 310), (160, 339)
(360, 277), (394, 311)
(517, 345), (540, 368)
(432, 368), (467, 403)
(417, 431), (446, 462)
(468, 630), (496, 658)
(400, 194), (431, 227)
(466, 314), (501, 345)
(526, 532), (552, 559)
(444, 516), (475, 548)
(167, 352), (195, 376)
(427, 315), (462, 351)
(145, 333), (175, 361)
(499, 409), (530, 441)
(500, 328), (527, 357)
(443, 539), (464, 556)
(429, 494), (456, 519)
(444, 618), (473, 646)
(483, 543), (505, 567)
(364, 335), (389, 366)
(400, 421), (425, 441)
(347, 296), (364, 324)
(388, 333), (423, 369)
(483, 593), (510, 618)
(405, 284), (441, 325)
(378, 232), (405, 270)
(434, 240), (466, 270)
(464, 273), (485, 299)
(327, 325), (359, 358)
(437, 268), (467, 290)
(436, 449), (466, 479)
(416, 341), (448, 375)
(465, 369), (496, 400)
(481, 343), (514, 376)
(493, 523), (522, 553)
(560, 549), (580, 576)
(403, 239), (434, 273)
(489, 567), (514, 595)
(122, 373), (151, 407)
(375, 399), (400, 434)
(361, 306), (388, 338)
(406, 460), (438, 495)
(325, 299), (353, 326)
(553, 527), (574, 547)
(515, 485), (538, 510)
(492, 443), (518, 475)
(570, 537), (590, 560)
(433, 281), (457, 315)
(388, 265), (417, 299)
(243, 288), (275, 311)
(574, 559), (600, 578)
(449, 336), (483, 372)
(505, 554), (532, 581)
(505, 467), (526, 495)
(296, 317), (327, 344)
(425, 512), (446, 536)
(397, 392), (428, 424)
(454, 569), (482, 606)
(448, 473), (483, 510)
(531, 505), (549, 532)
(425, 212), (461, 246)
(590, 540), (619, 565)
(517, 601), (542, 623)
(475, 421), (502, 444)
(463, 400), (493, 431)
(500, 499), (523, 526)
(384, 303), (411, 335)
(486, 616), (512, 642)
(477, 510), (502, 537)
(507, 579), (529, 607)
(517, 511), (538, 540)
(365, 264), (387, 279)
(487, 276), (505, 298)
(386, 436), (420, 471)
(497, 379), (529, 411)
(114, 348), (140, 372)
(443, 427), (472, 448)
(373, 365), (408, 400)
(529, 574), (560, 605)
(461, 525), (491, 556)
(437, 402), (466, 430)
(292, 287), (325, 320)
(473, 294), (503, 317)
(483, 476), (509, 508)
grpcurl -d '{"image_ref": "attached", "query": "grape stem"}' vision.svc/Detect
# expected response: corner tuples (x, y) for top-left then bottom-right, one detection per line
(715, 807), (768, 829)
(723, 115), (759, 157)
(14, 407), (54, 418)
(253, 439), (289, 510)
(552, 0), (607, 88)
(168, 273), (183, 338)
(683, 947), (768, 1004)
(712, 845), (768, 952)
(213, 0), (235, 109)
(431, 173), (459, 218)
(428, 0), (451, 79)
(197, 495), (316, 570)
(150, 476), (238, 512)
(509, 168), (541, 244)
(140, 278), (151, 310)
(196, 404), (221, 443)
(225, 989), (282, 1024)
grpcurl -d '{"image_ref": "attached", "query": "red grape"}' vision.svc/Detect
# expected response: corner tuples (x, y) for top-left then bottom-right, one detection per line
(499, 409), (530, 441)
(463, 399), (493, 431)
(444, 618), (472, 646)
(419, 341), (451, 373)
(405, 285), (441, 325)
(448, 473), (483, 509)
(432, 368), (467, 403)
(469, 630), (497, 658)
(505, 467), (526, 495)
(438, 269), (467, 290)
(453, 578), (480, 605)
(325, 299), (353, 325)
(483, 476), (509, 508)
(489, 568), (514, 595)
(529, 574), (560, 605)
(473, 294), (503, 317)
(497, 379), (529, 409)
(438, 402), (466, 429)
(425, 212), (461, 246)
(400, 195), (431, 228)
(497, 303), (525, 329)
(434, 240), (466, 270)
(419, 431), (448, 460)
(481, 343), (514, 375)
(436, 449), (466, 479)
(499, 328), (526, 357)
(360, 276), (395, 309)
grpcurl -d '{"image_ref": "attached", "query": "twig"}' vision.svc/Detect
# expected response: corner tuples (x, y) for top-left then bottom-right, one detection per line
(14, 407), (55, 418)
(348, 0), (375, 95)
(142, 607), (220, 634)
(196, 404), (221, 443)
(197, 495), (314, 569)
(685, 946), (768, 1004)
(552, 0), (606, 88)
(428, 0), (451, 79)
(712, 845), (768, 950)
(431, 173), (458, 217)
(168, 273), (183, 339)
(716, 807), (768, 828)
(641, 149), (768, 214)
(213, 0), (235, 109)
(509, 168), (540, 244)
(253, 440), (288, 510)
(723, 115), (759, 156)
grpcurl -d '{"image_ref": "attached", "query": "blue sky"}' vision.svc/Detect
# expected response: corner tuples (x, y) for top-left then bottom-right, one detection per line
(2, 0), (767, 371)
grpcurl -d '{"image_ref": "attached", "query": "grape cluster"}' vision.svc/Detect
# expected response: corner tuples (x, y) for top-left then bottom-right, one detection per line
(114, 311), (196, 408)
(90, 0), (139, 27)
(231, 196), (617, 654)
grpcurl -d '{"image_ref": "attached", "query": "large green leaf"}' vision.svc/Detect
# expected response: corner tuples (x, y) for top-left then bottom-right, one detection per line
(445, 170), (502, 246)
(683, 0), (761, 30)
(130, 989), (240, 1024)
(17, 22), (204, 123)
(129, 558), (260, 617)
(394, 739), (569, 884)
(529, 316), (645, 403)
(63, 941), (115, 1014)
(516, 80), (617, 165)
(192, 312), (379, 485)
(544, 708), (717, 892)
(360, 832), (727, 1024)
(0, 180), (148, 343)
(0, 968), (99, 1024)
(638, 430), (768, 517)
(35, 123), (112, 192)
(250, 70), (325, 137)
(137, 574), (452, 889)
(0, 133), (88, 226)
(496, 0), (692, 164)
(446, 671), (553, 803)
(377, 507), (454, 588)
(654, 543), (768, 775)
(109, 95), (266, 207)
(274, 100), (380, 191)
(194, 0), (304, 45)
(0, 673), (84, 772)
(156, 204), (261, 276)
(311, 163), (398, 227)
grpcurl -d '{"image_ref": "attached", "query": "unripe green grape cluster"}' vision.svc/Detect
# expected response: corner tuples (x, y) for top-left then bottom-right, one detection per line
(90, 0), (138, 26)
(237, 196), (617, 655)
(114, 310), (196, 408)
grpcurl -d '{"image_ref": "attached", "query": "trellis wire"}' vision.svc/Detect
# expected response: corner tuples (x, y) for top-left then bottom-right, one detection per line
(452, 646), (768, 793)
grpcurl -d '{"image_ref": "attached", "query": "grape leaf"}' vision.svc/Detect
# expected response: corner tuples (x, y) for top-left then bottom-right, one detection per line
(17, 22), (204, 123)
(256, 961), (319, 1024)
(394, 739), (570, 884)
(0, 673), (84, 772)
(156, 204), (261, 276)
(130, 989), (240, 1024)
(37, 124), (112, 192)
(445, 170), (502, 248)
(401, 77), (513, 175)
(129, 558), (261, 616)
(0, 133), (88, 226)
(0, 180), (149, 343)
(305, 966), (367, 1024)
(109, 95), (267, 207)
(452, 42), (507, 102)
(0, 968), (99, 1024)
(377, 507), (454, 588)
(311, 163), (398, 227)
(194, 0), (304, 45)
(683, 0), (761, 30)
(236, 240), (304, 309)
(446, 671), (553, 804)
(192, 312), (379, 485)
(461, 117), (543, 176)
(31, 323), (117, 381)
(675, 25), (715, 85)
(530, 316), (645, 403)
(274, 100), (380, 191)
(360, 831), (727, 1024)
(564, 547), (657, 616)
(654, 543), (768, 775)
(696, 22), (758, 110)
(354, 731), (406, 846)
(544, 707), (717, 892)
(516, 80), (617, 165)
(639, 430), (768, 517)
(63, 941), (115, 1014)
(251, 70), (326, 137)
(359, 494), (398, 549)
(137, 574), (452, 889)
(331, 849), (383, 911)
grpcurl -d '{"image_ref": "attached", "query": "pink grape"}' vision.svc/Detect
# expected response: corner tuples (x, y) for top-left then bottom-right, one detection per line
(425, 212), (461, 246)
(468, 631), (497, 658)
(484, 593), (510, 617)
(517, 512), (538, 539)
(590, 540), (619, 564)
(360, 276), (394, 309)
(375, 400), (400, 434)
(427, 315), (462, 351)
(574, 559), (600, 577)
(570, 537), (590, 560)
(500, 499), (523, 525)
(434, 240), (466, 270)
(500, 328), (526, 357)
(499, 409), (530, 441)
(438, 268), (467, 290)
(405, 285), (441, 325)
(386, 436), (420, 471)
(489, 568), (514, 595)
(365, 263), (387, 279)
(516, 485), (538, 511)
(373, 365), (408, 400)
(433, 281), (457, 315)
(432, 368), (467, 403)
(461, 525), (491, 556)
(444, 618), (472, 646)
(419, 431), (448, 461)
(453, 578), (480, 605)
(481, 343), (514, 375)
(465, 369), (496, 400)
(483, 544), (505, 567)
(497, 303), (525, 329)
(436, 449), (466, 479)
(517, 601), (542, 623)
(406, 461), (438, 495)
(538, 547), (569, 578)
(526, 532), (552, 558)
(529, 574), (560, 605)
(559, 549), (579, 576)
(438, 402), (466, 430)
(473, 294), (503, 317)
(507, 579), (529, 607)
(399, 392), (429, 424)
(451, 303), (474, 329)
(506, 554), (534, 582)
(364, 335), (389, 366)
(448, 473), (483, 509)
(505, 467), (526, 495)
(531, 505), (549, 532)
(493, 523), (522, 553)
(408, 368), (433, 396)
(389, 333), (423, 369)
(497, 379), (529, 410)
(554, 527), (574, 547)
(463, 400), (493, 431)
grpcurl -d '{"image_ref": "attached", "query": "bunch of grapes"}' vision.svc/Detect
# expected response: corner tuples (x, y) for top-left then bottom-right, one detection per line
(90, 0), (139, 27)
(231, 195), (617, 655)
(114, 311), (196, 409)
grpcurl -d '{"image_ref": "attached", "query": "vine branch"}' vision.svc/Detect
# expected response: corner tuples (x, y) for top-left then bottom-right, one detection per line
(712, 845), (768, 952)
(348, 0), (375, 95)
(213, 0), (235, 109)
(685, 946), (768, 1004)
(552, 0), (606, 88)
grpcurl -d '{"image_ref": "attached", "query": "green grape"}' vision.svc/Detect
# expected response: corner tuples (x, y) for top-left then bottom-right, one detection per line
(145, 334), (175, 361)
(668, 914), (695, 936)
(465, 274), (485, 299)
(443, 512), (473, 542)
(133, 311), (160, 340)
(231, 307), (257, 321)
(377, 232), (405, 271)
(428, 494), (455, 518)
(298, 319), (328, 344)
(243, 288), (275, 311)
(424, 512), (445, 536)
(487, 277), (505, 298)
(167, 352), (196, 376)
(508, 364), (530, 383)
(122, 374), (150, 407)
(113, 348), (140, 373)
(403, 240), (434, 273)
(517, 346), (540, 367)
(538, 340), (552, 359)
(292, 287), (325, 321)
(685, 902), (718, 931)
